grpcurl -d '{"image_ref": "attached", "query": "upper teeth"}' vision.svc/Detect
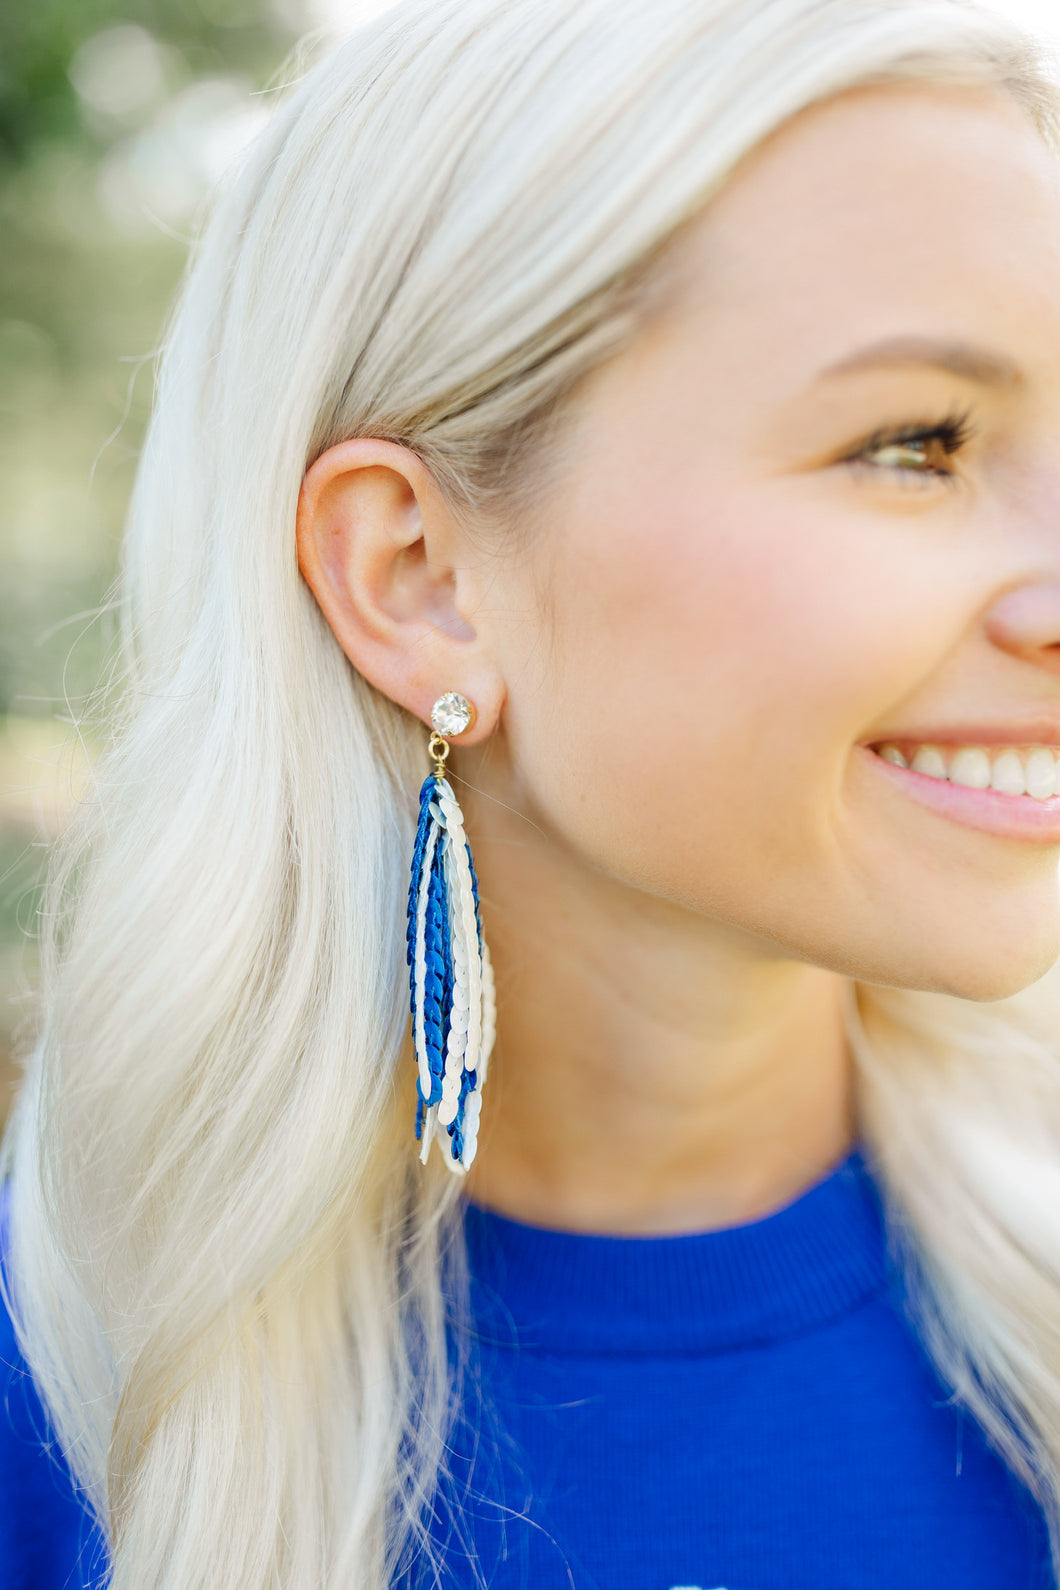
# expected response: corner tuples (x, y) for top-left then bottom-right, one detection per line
(877, 743), (1060, 800)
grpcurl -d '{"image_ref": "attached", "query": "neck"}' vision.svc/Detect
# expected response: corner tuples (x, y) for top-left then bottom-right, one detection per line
(459, 766), (855, 1235)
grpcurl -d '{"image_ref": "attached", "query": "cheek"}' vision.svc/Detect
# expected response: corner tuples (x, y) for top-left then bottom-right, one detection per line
(496, 476), (1060, 996)
(515, 478), (928, 909)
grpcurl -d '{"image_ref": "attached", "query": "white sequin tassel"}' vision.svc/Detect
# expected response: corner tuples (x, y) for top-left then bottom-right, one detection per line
(407, 767), (495, 1172)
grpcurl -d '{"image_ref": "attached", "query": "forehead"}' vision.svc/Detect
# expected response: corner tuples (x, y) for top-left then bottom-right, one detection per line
(658, 83), (1060, 367)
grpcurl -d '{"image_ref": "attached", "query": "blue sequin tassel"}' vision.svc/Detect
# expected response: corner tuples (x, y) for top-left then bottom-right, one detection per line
(407, 771), (495, 1171)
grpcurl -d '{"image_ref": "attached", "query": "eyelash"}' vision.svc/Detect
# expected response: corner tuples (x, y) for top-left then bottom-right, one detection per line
(845, 408), (977, 484)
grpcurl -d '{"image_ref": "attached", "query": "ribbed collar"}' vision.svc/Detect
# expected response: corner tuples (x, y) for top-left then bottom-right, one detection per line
(462, 1147), (892, 1356)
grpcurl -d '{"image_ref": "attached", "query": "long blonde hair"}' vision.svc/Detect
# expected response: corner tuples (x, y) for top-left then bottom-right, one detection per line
(7, 1), (1060, 1585)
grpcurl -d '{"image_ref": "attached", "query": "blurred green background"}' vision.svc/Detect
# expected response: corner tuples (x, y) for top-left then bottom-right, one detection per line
(0, 0), (355, 1107)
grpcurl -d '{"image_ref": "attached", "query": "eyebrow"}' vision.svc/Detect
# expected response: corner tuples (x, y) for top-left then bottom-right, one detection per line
(819, 336), (1022, 388)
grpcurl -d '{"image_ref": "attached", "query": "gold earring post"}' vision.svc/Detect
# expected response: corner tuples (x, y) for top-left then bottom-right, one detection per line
(428, 732), (451, 778)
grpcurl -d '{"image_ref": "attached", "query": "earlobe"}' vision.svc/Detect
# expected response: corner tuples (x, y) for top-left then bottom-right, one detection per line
(295, 438), (505, 741)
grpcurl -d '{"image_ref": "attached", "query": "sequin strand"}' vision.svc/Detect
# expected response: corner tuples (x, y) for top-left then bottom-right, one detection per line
(407, 773), (495, 1171)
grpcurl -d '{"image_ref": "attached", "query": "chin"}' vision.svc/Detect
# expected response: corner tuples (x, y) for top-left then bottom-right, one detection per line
(903, 936), (1060, 1004)
(840, 864), (1060, 1003)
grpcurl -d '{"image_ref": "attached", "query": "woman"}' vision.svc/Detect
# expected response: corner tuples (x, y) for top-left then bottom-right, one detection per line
(5, 0), (1060, 1584)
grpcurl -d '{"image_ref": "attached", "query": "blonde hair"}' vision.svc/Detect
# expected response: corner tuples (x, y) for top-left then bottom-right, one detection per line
(7, 1), (1060, 1586)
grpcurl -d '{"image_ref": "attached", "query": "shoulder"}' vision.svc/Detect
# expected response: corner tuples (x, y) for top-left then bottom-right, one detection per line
(0, 1180), (109, 1590)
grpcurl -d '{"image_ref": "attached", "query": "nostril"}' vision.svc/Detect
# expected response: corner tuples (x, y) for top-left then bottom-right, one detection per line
(984, 581), (1060, 658)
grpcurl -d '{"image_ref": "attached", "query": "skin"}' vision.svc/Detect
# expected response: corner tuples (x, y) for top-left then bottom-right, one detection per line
(297, 83), (1060, 1233)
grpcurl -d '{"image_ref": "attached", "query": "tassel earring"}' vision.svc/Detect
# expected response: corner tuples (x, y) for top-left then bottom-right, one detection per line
(406, 692), (496, 1172)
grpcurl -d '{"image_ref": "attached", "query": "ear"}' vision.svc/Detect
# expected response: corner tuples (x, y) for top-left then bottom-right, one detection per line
(296, 439), (504, 741)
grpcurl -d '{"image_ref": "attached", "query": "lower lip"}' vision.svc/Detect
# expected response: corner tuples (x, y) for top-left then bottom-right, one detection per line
(863, 746), (1060, 842)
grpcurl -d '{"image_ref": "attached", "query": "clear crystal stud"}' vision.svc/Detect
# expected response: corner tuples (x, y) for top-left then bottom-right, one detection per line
(430, 691), (474, 737)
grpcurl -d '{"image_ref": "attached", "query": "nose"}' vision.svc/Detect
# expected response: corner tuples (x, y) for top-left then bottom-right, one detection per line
(983, 581), (1060, 674)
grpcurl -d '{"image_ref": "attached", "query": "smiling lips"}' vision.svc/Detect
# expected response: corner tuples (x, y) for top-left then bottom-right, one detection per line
(867, 739), (1060, 842)
(875, 742), (1060, 801)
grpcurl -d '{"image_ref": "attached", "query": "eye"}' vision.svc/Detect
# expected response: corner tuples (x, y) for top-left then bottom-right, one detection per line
(871, 437), (950, 472)
(845, 410), (976, 484)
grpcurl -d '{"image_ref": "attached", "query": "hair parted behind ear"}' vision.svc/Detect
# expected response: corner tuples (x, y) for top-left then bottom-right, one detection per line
(6, 2), (1060, 1587)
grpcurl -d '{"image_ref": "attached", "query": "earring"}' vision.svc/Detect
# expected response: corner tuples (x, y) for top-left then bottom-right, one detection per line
(406, 692), (496, 1172)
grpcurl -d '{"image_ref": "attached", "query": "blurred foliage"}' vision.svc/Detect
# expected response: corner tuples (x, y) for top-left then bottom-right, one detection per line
(0, 0), (307, 1068)
(0, 0), (282, 163)
(0, 0), (300, 719)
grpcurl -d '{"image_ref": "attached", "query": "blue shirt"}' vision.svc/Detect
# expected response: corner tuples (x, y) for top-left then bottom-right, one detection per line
(402, 1148), (1055, 1589)
(0, 1149), (1054, 1588)
(0, 1248), (107, 1589)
